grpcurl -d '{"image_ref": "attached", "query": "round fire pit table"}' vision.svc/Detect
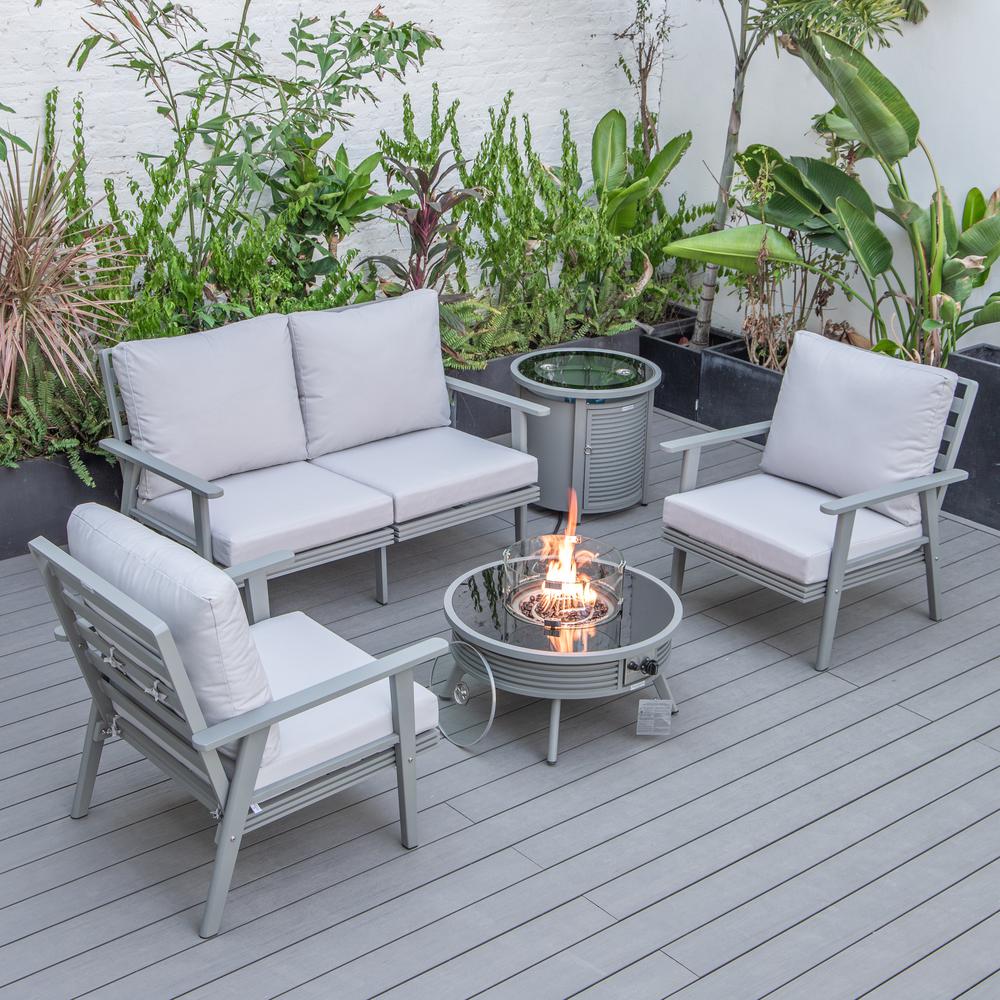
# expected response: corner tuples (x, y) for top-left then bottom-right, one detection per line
(511, 348), (661, 515)
(441, 558), (682, 764)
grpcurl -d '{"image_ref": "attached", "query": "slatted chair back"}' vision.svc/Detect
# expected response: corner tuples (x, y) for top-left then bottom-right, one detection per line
(934, 376), (979, 501)
(99, 349), (130, 446)
(30, 537), (230, 811)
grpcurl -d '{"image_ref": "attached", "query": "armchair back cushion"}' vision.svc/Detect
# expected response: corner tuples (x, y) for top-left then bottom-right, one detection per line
(288, 289), (451, 458)
(111, 314), (308, 500)
(67, 504), (279, 763)
(759, 331), (958, 525)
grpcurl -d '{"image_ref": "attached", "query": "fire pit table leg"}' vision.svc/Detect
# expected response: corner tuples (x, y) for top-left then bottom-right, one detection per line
(547, 699), (562, 765)
(653, 674), (680, 714)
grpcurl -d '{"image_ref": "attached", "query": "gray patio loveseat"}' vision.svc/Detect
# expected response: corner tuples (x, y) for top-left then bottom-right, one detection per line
(99, 289), (548, 602)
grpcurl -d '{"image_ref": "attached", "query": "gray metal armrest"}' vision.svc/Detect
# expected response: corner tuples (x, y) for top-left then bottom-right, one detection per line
(224, 551), (296, 625)
(191, 636), (449, 752)
(444, 377), (550, 417)
(659, 421), (773, 455)
(100, 439), (223, 499)
(446, 377), (550, 453)
(101, 438), (222, 560)
(820, 469), (968, 516)
(660, 421), (772, 493)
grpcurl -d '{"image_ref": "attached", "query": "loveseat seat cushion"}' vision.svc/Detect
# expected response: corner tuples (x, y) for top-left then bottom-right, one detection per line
(311, 427), (538, 523)
(759, 330), (957, 525)
(111, 314), (308, 500)
(141, 462), (394, 566)
(249, 612), (438, 791)
(67, 503), (279, 763)
(662, 473), (922, 586)
(288, 289), (451, 458)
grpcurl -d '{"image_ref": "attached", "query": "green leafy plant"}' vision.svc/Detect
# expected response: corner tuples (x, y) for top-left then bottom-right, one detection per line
(379, 83), (460, 176)
(266, 137), (397, 293)
(0, 100), (30, 162)
(452, 94), (698, 351)
(72, 1), (440, 268)
(689, 0), (926, 346)
(666, 32), (1000, 365)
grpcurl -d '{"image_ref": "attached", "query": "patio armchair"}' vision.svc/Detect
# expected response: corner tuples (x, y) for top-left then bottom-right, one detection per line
(661, 331), (978, 671)
(99, 289), (549, 604)
(30, 503), (447, 938)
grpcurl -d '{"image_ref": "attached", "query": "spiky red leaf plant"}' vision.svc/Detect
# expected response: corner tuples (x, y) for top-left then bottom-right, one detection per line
(0, 146), (130, 415)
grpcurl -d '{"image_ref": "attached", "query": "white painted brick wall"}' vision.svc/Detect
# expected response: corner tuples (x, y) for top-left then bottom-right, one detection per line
(3, 0), (643, 260)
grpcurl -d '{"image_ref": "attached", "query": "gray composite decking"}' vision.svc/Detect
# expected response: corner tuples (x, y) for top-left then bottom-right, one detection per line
(1, 409), (1000, 999)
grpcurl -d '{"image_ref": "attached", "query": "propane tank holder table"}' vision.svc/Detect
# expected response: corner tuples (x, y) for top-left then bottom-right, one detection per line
(511, 348), (662, 516)
(441, 552), (682, 764)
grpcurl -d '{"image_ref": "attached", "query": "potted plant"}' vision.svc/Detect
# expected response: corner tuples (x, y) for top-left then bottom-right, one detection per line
(0, 144), (128, 557)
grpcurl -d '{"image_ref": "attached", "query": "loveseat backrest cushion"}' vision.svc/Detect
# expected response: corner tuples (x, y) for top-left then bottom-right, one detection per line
(111, 314), (308, 500)
(67, 503), (279, 763)
(759, 331), (958, 525)
(288, 289), (451, 458)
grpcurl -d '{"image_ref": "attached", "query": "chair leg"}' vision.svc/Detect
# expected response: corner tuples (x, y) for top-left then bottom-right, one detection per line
(815, 587), (844, 673)
(375, 546), (389, 606)
(514, 504), (528, 543)
(815, 511), (855, 672)
(391, 670), (419, 849)
(71, 703), (105, 819)
(670, 549), (687, 594)
(200, 731), (267, 938)
(921, 491), (943, 621)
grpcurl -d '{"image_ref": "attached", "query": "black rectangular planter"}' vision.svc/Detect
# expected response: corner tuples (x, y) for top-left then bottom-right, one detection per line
(698, 342), (783, 440)
(451, 327), (641, 439)
(946, 344), (1000, 530)
(0, 456), (122, 560)
(639, 315), (739, 423)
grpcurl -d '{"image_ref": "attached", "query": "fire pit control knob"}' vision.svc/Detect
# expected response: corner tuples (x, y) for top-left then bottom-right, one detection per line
(627, 658), (659, 676)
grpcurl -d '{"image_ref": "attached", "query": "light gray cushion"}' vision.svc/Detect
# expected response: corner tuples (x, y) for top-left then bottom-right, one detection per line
(141, 462), (394, 566)
(311, 427), (538, 523)
(250, 612), (438, 791)
(759, 331), (957, 525)
(288, 289), (451, 458)
(67, 503), (279, 763)
(112, 314), (308, 500)
(662, 473), (922, 585)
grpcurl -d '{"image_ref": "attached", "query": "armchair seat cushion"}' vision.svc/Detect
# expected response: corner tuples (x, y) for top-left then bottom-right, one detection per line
(311, 427), (538, 524)
(249, 612), (439, 791)
(663, 473), (923, 585)
(141, 462), (393, 566)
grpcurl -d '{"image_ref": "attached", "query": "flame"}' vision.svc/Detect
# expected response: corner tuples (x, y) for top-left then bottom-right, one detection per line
(538, 489), (598, 652)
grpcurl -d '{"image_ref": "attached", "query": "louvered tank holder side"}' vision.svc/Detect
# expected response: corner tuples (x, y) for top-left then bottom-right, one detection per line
(583, 399), (650, 512)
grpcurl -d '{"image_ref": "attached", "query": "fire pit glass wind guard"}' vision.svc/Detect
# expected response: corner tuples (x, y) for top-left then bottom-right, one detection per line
(502, 535), (625, 632)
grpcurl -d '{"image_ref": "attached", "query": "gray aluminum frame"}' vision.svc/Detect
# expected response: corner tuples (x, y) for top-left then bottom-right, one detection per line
(29, 538), (447, 938)
(662, 377), (978, 672)
(98, 351), (549, 604)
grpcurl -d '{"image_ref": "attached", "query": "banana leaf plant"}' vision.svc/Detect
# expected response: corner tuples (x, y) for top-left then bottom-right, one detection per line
(267, 135), (399, 291)
(665, 31), (1000, 366)
(590, 109), (692, 237)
